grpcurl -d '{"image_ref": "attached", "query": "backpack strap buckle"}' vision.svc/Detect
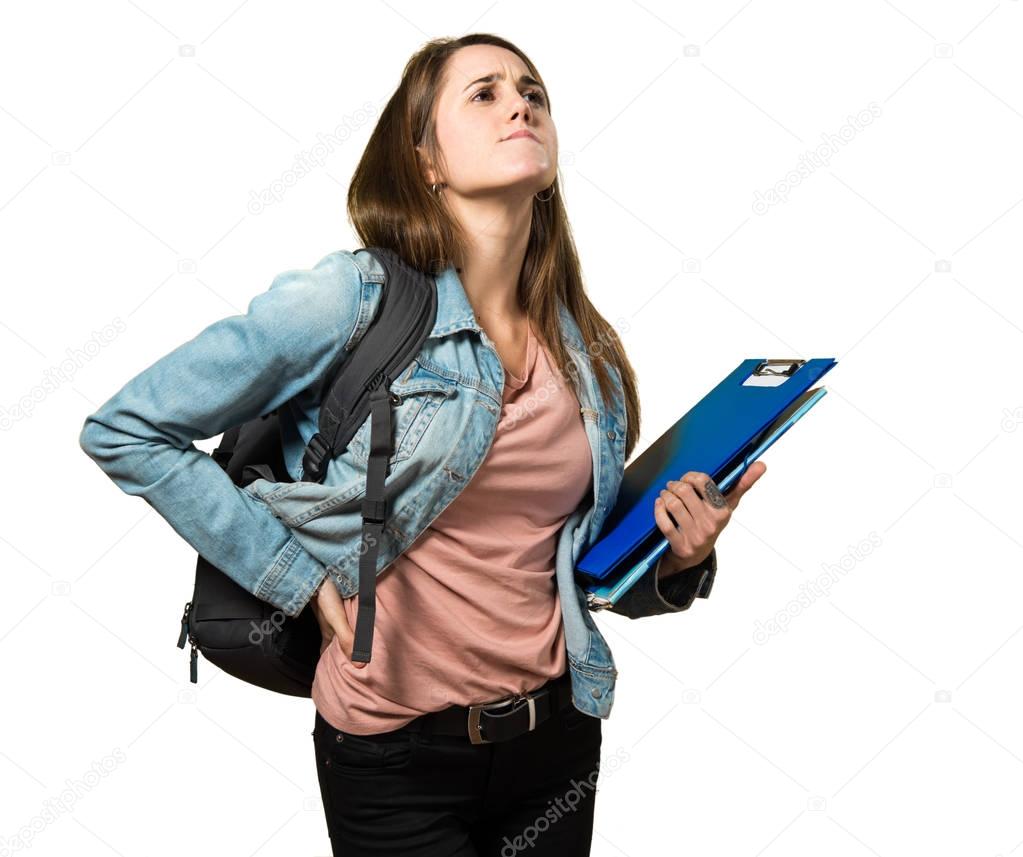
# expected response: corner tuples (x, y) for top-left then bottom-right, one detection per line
(302, 432), (332, 483)
(361, 497), (388, 523)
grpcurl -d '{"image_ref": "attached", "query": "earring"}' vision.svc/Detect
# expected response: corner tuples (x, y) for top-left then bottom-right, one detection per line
(431, 182), (446, 195)
(535, 184), (556, 202)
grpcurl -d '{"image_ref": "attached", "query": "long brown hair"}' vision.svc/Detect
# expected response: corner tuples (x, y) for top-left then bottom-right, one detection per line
(347, 33), (642, 460)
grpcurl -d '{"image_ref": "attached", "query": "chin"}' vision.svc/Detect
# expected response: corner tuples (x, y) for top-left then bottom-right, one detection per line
(471, 170), (554, 199)
(497, 164), (554, 187)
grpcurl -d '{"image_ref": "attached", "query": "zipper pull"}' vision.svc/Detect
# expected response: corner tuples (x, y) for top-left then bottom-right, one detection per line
(177, 602), (190, 649)
(189, 643), (199, 684)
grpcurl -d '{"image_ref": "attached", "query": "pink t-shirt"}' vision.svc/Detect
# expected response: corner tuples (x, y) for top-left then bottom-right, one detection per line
(312, 320), (593, 734)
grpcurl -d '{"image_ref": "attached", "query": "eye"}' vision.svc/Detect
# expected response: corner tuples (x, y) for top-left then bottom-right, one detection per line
(472, 87), (547, 108)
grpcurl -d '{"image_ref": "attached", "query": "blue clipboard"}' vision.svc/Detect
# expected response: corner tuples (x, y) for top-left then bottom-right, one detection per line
(579, 357), (837, 610)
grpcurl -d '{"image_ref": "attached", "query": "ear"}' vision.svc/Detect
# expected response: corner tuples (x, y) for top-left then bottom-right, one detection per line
(414, 145), (437, 186)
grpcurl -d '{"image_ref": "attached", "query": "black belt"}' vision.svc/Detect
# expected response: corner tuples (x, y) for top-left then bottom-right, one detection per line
(398, 670), (574, 745)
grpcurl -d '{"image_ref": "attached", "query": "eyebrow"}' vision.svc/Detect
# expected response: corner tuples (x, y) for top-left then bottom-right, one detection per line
(462, 71), (546, 96)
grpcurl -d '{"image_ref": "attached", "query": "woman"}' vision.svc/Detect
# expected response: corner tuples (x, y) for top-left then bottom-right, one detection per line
(79, 32), (763, 857)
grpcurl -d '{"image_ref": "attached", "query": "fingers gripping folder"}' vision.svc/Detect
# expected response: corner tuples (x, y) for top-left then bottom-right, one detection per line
(577, 357), (837, 610)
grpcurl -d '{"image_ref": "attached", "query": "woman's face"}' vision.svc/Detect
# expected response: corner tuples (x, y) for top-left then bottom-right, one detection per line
(421, 44), (557, 201)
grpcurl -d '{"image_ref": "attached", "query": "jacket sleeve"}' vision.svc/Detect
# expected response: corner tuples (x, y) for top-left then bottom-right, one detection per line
(78, 250), (365, 617)
(601, 547), (717, 620)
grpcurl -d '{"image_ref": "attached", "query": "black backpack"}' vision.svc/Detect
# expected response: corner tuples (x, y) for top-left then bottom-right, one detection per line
(176, 246), (439, 696)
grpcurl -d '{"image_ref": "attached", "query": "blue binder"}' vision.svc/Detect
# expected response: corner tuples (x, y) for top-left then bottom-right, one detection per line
(579, 357), (837, 610)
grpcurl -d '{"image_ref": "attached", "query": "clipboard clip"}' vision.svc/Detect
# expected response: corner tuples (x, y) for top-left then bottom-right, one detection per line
(753, 359), (805, 377)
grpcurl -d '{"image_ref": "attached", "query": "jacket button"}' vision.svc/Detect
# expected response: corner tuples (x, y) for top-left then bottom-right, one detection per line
(606, 430), (616, 440)
(591, 688), (601, 698)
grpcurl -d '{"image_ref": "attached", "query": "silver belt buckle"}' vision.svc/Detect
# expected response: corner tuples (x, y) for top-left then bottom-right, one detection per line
(467, 690), (539, 745)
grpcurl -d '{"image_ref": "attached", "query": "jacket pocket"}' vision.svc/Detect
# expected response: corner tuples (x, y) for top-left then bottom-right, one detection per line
(347, 366), (457, 466)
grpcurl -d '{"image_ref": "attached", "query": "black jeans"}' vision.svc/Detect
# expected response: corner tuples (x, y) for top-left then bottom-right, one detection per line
(312, 690), (603, 856)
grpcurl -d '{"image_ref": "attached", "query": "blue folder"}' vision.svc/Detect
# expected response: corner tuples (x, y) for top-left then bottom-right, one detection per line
(579, 357), (837, 610)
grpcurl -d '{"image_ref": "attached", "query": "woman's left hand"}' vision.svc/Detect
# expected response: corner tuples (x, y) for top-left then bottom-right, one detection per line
(654, 461), (767, 572)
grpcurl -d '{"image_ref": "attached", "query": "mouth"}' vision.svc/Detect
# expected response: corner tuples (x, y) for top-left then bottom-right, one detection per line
(503, 130), (541, 143)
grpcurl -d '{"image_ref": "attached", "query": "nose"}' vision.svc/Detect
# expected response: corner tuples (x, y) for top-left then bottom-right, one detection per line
(510, 94), (531, 123)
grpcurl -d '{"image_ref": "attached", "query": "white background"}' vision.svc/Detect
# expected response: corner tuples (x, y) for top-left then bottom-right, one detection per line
(3, 1), (1022, 855)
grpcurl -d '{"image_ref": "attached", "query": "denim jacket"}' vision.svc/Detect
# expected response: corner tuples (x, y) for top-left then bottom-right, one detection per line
(79, 249), (716, 719)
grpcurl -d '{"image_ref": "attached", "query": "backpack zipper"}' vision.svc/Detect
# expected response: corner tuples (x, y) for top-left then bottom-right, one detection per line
(176, 600), (199, 683)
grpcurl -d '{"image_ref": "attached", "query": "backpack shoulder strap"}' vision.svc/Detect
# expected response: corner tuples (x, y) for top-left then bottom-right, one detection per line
(212, 248), (389, 477)
(301, 246), (437, 482)
(302, 246), (439, 665)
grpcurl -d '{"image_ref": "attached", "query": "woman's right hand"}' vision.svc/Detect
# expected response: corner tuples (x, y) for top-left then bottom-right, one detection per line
(308, 576), (367, 668)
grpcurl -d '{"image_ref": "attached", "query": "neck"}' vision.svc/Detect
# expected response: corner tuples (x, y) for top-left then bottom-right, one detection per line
(449, 192), (534, 322)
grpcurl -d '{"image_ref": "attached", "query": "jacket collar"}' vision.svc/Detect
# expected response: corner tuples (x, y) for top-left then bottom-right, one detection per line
(432, 262), (587, 353)
(352, 249), (587, 356)
(429, 263), (480, 338)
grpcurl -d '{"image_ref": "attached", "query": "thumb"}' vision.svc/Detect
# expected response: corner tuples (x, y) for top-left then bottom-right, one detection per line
(315, 582), (367, 669)
(725, 460), (767, 509)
